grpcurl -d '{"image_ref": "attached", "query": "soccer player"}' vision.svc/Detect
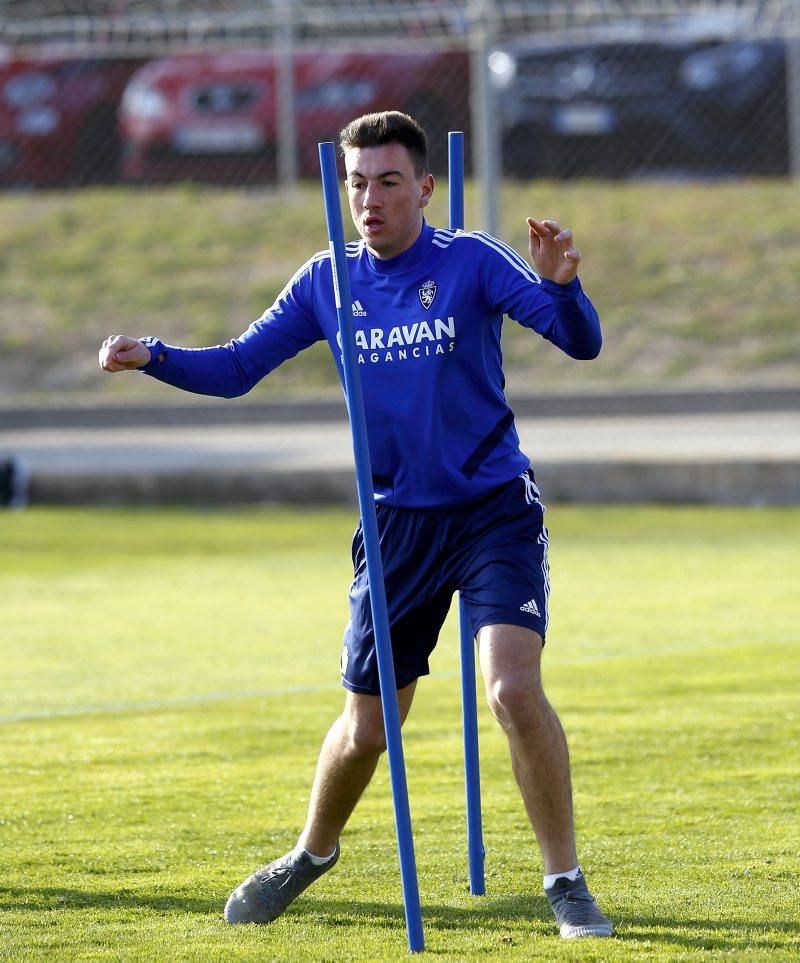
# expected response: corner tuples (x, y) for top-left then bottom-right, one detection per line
(99, 111), (613, 940)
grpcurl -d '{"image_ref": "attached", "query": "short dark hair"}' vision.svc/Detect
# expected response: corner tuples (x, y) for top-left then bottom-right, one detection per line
(339, 111), (428, 178)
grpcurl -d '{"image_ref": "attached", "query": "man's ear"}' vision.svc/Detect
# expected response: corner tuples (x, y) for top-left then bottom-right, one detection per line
(420, 173), (435, 208)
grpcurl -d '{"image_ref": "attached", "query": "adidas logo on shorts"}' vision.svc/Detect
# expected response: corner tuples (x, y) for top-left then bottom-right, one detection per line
(520, 598), (540, 616)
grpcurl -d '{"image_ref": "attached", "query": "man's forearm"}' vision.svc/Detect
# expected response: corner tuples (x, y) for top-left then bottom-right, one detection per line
(140, 340), (256, 398)
(539, 278), (602, 361)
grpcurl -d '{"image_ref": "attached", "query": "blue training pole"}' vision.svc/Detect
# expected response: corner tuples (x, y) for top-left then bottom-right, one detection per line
(449, 131), (486, 897)
(318, 141), (424, 954)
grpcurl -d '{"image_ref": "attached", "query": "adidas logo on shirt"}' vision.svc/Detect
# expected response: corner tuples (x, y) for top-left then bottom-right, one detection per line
(520, 598), (540, 616)
(352, 300), (367, 317)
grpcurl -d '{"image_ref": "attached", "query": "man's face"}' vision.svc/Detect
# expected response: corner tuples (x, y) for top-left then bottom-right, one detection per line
(344, 142), (434, 260)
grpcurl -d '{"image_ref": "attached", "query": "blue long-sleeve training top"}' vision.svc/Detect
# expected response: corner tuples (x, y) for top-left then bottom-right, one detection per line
(141, 221), (602, 508)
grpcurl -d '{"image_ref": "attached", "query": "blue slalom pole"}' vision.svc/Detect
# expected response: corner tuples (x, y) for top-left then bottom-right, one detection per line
(449, 130), (486, 897)
(448, 131), (465, 236)
(318, 141), (424, 954)
(458, 596), (485, 896)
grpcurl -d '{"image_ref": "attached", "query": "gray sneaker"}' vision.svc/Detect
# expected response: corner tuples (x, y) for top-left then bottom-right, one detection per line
(224, 844), (340, 924)
(545, 871), (614, 939)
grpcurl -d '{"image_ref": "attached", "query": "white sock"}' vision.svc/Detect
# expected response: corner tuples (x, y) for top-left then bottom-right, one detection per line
(293, 844), (337, 866)
(543, 865), (582, 889)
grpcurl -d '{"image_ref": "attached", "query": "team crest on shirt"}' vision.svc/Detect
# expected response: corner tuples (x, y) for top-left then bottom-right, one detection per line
(418, 279), (437, 310)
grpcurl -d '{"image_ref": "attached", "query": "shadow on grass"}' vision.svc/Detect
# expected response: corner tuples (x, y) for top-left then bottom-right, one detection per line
(0, 885), (217, 915)
(4, 886), (798, 954)
(306, 895), (800, 951)
(299, 892), (543, 930)
(297, 898), (800, 954)
(621, 916), (800, 954)
(0, 885), (541, 928)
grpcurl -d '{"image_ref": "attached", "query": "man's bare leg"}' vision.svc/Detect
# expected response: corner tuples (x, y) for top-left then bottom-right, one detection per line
(225, 682), (417, 924)
(477, 623), (577, 874)
(300, 682), (417, 856)
(476, 623), (613, 938)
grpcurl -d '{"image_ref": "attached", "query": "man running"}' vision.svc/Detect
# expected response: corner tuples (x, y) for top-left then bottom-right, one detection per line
(99, 110), (613, 940)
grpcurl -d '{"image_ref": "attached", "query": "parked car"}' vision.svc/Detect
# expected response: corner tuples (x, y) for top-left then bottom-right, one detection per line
(489, 34), (788, 178)
(677, 37), (788, 175)
(0, 53), (145, 186)
(118, 48), (470, 184)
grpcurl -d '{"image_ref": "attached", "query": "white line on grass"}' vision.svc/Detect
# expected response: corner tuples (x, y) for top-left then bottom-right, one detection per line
(0, 683), (337, 725)
(4, 635), (795, 726)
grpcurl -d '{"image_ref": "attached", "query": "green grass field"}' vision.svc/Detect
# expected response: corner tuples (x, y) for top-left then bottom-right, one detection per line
(1, 506), (798, 960)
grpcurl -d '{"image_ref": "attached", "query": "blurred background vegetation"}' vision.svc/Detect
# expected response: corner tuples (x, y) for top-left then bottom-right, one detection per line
(2, 177), (798, 403)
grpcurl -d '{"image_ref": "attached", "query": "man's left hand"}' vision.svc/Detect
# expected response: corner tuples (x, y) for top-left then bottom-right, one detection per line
(527, 218), (581, 285)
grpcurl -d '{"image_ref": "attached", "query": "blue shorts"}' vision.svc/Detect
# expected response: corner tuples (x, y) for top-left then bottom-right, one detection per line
(341, 469), (550, 695)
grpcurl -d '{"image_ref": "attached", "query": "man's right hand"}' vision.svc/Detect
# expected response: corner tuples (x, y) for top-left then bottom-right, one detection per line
(99, 335), (152, 372)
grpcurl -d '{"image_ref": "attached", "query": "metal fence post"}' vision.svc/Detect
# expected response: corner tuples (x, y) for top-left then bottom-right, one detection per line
(786, 28), (800, 177)
(276, 0), (298, 187)
(468, 0), (500, 237)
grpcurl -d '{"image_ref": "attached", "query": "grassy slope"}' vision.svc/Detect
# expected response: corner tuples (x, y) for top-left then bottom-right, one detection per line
(1, 179), (798, 402)
(1, 505), (798, 960)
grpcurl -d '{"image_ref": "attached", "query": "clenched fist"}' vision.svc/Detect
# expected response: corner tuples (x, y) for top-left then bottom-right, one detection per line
(99, 335), (151, 373)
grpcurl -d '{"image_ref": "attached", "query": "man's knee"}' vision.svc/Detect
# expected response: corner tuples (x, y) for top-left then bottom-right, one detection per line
(486, 673), (549, 732)
(340, 702), (387, 757)
(478, 624), (548, 732)
(338, 682), (416, 759)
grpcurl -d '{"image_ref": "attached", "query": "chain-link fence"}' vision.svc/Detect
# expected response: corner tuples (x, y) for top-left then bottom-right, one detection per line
(0, 0), (798, 193)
